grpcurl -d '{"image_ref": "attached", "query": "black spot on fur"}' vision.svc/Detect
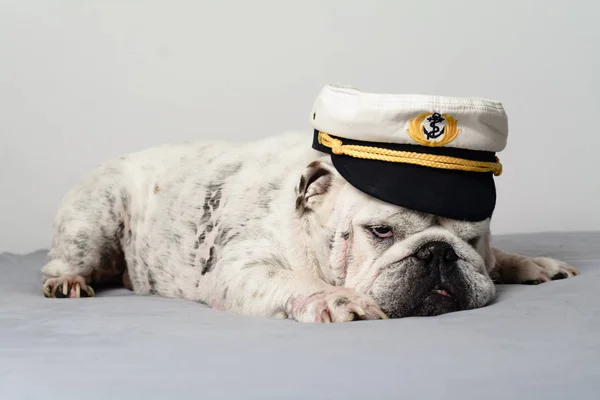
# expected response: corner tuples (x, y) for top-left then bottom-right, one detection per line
(206, 223), (214, 233)
(195, 280), (200, 288)
(328, 232), (335, 250)
(341, 231), (350, 240)
(209, 189), (222, 210)
(201, 247), (216, 275)
(195, 230), (206, 249)
(199, 185), (217, 226)
(334, 297), (350, 307)
(222, 287), (228, 300)
(267, 270), (277, 278)
(200, 203), (212, 226)
(295, 176), (307, 211)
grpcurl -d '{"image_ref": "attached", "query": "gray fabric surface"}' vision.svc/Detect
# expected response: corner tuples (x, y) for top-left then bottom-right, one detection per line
(1, 232), (599, 400)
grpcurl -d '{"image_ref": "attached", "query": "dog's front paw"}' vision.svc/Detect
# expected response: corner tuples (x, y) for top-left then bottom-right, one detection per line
(521, 257), (580, 285)
(493, 254), (579, 285)
(287, 288), (388, 323)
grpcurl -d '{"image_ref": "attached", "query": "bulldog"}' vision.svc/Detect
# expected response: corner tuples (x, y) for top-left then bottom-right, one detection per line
(40, 130), (578, 322)
(41, 86), (579, 322)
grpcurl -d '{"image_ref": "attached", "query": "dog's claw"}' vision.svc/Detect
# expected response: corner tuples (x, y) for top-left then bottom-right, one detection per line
(43, 276), (95, 299)
(369, 306), (389, 320)
(347, 304), (367, 318)
(321, 309), (332, 323)
(566, 265), (580, 276)
(42, 284), (53, 298)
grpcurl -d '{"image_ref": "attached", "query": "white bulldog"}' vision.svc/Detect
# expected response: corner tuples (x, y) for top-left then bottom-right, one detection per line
(41, 130), (578, 322)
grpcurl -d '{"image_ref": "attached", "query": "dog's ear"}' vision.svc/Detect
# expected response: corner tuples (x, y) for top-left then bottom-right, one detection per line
(295, 160), (336, 213)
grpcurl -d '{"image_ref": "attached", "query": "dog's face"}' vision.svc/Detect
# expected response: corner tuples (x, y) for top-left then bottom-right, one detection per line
(297, 158), (496, 318)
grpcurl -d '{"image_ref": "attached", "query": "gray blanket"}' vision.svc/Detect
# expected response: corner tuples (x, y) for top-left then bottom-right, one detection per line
(1, 232), (599, 399)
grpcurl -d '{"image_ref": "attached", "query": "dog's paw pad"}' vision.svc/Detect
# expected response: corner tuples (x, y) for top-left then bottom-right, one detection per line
(43, 276), (95, 299)
(551, 271), (569, 280)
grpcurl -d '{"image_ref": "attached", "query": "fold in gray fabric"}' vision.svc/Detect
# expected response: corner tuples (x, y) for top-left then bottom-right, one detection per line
(1, 232), (599, 400)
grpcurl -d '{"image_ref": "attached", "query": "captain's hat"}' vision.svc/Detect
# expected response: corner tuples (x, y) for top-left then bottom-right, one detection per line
(310, 84), (509, 221)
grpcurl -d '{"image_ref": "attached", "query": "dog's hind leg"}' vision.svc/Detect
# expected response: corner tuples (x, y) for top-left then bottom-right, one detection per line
(41, 164), (130, 298)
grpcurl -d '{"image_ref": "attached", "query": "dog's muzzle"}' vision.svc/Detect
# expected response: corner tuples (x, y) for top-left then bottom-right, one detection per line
(411, 241), (462, 315)
(374, 240), (474, 318)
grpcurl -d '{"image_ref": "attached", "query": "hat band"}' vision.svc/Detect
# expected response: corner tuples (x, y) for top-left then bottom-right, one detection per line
(316, 131), (502, 176)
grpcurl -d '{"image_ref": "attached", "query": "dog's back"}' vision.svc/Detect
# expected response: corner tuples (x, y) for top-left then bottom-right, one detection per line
(42, 132), (318, 301)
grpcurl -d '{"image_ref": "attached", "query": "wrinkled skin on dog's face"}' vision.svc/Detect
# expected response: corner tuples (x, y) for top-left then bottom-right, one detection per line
(310, 175), (496, 318)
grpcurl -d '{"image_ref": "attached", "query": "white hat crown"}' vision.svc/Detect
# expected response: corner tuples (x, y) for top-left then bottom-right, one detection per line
(311, 84), (508, 153)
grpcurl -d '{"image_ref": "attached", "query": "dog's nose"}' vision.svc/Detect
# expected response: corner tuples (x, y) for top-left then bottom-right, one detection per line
(415, 241), (458, 263)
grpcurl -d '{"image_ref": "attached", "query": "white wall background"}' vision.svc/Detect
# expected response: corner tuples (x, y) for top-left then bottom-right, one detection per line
(1, 0), (598, 253)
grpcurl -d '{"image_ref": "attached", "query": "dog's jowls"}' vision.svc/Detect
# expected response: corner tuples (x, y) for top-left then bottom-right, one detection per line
(41, 132), (578, 322)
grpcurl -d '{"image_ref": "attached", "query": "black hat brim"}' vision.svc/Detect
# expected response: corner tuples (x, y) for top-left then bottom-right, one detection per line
(313, 131), (497, 222)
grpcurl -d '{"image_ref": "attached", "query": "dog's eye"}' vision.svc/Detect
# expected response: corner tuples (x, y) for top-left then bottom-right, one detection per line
(468, 237), (480, 248)
(370, 226), (393, 239)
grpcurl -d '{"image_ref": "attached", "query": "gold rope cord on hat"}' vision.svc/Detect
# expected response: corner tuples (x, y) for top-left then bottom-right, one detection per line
(318, 132), (503, 176)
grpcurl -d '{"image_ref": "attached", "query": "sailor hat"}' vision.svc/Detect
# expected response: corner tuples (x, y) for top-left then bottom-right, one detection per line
(310, 84), (509, 221)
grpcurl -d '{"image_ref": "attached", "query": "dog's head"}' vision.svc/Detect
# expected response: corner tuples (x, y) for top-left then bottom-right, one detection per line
(296, 157), (496, 318)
